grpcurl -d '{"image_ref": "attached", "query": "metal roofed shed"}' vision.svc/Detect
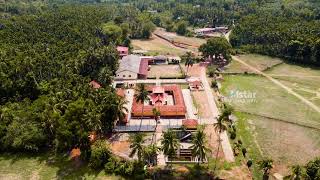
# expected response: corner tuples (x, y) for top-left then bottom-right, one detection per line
(168, 56), (181, 64)
(153, 55), (168, 64)
(115, 55), (148, 80)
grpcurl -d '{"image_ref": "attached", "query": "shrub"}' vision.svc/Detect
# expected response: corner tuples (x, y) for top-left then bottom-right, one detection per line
(89, 140), (111, 169)
(207, 68), (215, 77)
(105, 158), (146, 178)
(242, 148), (247, 157)
(105, 156), (120, 173)
(247, 159), (253, 168)
(229, 130), (236, 140)
(211, 80), (218, 89)
(306, 157), (320, 179)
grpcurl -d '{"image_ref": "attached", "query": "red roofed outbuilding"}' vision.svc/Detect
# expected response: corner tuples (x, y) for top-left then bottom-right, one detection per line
(182, 119), (198, 129)
(116, 88), (125, 98)
(117, 46), (129, 58)
(90, 80), (101, 89)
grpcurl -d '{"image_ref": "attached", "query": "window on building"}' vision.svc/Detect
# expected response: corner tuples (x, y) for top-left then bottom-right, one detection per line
(129, 75), (131, 77)
(123, 75), (126, 77)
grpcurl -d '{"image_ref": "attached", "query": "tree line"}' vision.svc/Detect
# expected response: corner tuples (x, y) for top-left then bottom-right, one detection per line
(230, 0), (320, 66)
(113, 0), (263, 35)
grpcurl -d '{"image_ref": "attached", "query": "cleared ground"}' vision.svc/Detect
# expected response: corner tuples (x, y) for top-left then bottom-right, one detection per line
(220, 56), (320, 175)
(225, 54), (283, 73)
(192, 91), (212, 119)
(154, 28), (206, 48)
(0, 153), (121, 180)
(241, 113), (320, 175)
(148, 64), (182, 78)
(265, 63), (320, 107)
(132, 34), (187, 56)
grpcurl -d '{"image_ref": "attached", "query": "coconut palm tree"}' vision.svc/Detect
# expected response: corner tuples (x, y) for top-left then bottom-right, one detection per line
(152, 108), (161, 144)
(114, 97), (128, 125)
(135, 84), (149, 131)
(143, 144), (160, 166)
(221, 103), (234, 123)
(213, 115), (228, 171)
(161, 129), (180, 161)
(284, 165), (305, 180)
(184, 51), (194, 76)
(259, 158), (274, 180)
(129, 133), (145, 162)
(190, 126), (210, 163)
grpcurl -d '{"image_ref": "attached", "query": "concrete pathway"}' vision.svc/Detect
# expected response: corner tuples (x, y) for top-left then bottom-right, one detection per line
(115, 118), (183, 132)
(155, 125), (166, 166)
(182, 89), (197, 119)
(233, 55), (320, 114)
(125, 89), (134, 120)
(200, 66), (235, 162)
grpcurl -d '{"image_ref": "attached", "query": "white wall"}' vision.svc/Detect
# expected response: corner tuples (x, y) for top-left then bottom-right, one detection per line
(115, 70), (137, 80)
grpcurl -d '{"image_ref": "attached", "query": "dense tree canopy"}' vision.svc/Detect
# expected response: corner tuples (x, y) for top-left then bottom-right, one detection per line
(0, 4), (144, 155)
(199, 37), (232, 62)
(230, 0), (320, 66)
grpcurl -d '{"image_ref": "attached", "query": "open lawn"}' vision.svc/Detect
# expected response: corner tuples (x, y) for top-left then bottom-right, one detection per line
(0, 153), (121, 180)
(265, 63), (320, 107)
(148, 64), (183, 78)
(220, 74), (320, 174)
(221, 75), (320, 128)
(225, 54), (283, 73)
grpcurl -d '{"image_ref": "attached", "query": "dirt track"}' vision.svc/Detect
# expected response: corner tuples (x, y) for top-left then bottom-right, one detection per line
(232, 55), (320, 114)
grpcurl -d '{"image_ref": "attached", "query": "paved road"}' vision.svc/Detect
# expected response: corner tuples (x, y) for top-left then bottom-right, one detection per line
(200, 66), (235, 162)
(233, 55), (320, 114)
(125, 89), (134, 120)
(113, 79), (187, 87)
(155, 125), (166, 166)
(182, 89), (197, 119)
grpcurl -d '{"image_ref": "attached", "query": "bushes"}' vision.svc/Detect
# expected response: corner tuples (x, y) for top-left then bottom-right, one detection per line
(104, 157), (146, 179)
(305, 158), (320, 179)
(89, 140), (111, 169)
(207, 65), (217, 77)
(211, 80), (218, 89)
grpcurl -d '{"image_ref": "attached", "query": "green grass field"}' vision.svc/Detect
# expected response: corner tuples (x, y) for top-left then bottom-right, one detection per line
(0, 153), (121, 180)
(148, 65), (182, 78)
(220, 55), (320, 174)
(225, 54), (283, 73)
(221, 75), (320, 127)
(265, 63), (320, 107)
(232, 112), (320, 176)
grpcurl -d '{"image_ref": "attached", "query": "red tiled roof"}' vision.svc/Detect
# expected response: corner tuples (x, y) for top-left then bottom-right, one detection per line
(151, 94), (165, 105)
(182, 119), (198, 129)
(70, 148), (81, 159)
(132, 85), (186, 117)
(89, 80), (101, 89)
(116, 88), (125, 97)
(153, 86), (164, 94)
(117, 46), (129, 52)
(139, 59), (149, 76)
